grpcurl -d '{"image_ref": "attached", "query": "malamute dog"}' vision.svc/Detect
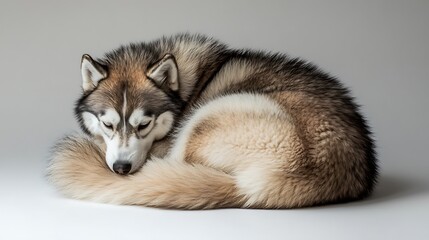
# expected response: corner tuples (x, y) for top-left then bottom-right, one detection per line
(47, 33), (377, 209)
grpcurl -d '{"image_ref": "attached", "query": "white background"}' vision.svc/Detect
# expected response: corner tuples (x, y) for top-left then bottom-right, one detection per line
(1, 0), (428, 239)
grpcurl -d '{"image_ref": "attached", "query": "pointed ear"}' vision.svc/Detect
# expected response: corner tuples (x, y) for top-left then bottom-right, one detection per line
(81, 54), (108, 92)
(147, 54), (179, 91)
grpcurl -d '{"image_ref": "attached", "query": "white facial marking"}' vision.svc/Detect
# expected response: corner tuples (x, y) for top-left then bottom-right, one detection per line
(122, 91), (127, 142)
(129, 109), (144, 126)
(104, 129), (153, 173)
(93, 107), (175, 174)
(129, 109), (152, 126)
(82, 112), (99, 135)
(129, 109), (154, 135)
(104, 134), (121, 170)
(99, 108), (120, 133)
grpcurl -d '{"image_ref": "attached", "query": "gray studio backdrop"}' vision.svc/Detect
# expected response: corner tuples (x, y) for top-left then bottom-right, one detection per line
(0, 1), (428, 239)
(2, 0), (428, 176)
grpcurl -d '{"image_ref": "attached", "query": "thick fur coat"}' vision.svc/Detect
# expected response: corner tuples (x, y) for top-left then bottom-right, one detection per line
(47, 34), (377, 209)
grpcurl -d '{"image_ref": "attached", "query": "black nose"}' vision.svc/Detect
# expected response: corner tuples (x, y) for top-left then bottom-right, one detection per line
(113, 161), (132, 175)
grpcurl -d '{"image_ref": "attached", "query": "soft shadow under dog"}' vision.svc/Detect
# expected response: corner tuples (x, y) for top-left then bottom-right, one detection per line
(326, 174), (429, 208)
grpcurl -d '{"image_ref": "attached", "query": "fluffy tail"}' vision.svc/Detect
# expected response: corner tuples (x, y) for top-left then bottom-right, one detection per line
(47, 135), (243, 209)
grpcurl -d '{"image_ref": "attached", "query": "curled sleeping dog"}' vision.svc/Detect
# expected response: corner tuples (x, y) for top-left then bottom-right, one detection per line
(47, 33), (377, 209)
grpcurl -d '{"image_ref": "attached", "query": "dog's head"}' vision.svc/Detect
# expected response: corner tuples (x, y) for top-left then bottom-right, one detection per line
(75, 53), (183, 175)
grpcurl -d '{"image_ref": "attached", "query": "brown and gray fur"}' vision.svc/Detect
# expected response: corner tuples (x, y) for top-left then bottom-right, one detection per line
(47, 33), (377, 209)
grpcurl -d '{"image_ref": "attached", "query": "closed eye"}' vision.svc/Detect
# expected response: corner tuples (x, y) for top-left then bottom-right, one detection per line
(102, 121), (113, 130)
(138, 121), (151, 131)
